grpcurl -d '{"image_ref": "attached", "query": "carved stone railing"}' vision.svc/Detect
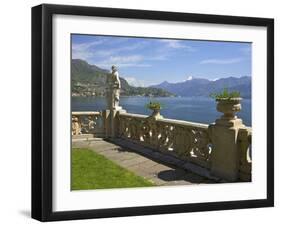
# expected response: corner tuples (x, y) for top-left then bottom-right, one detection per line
(118, 112), (212, 169)
(238, 127), (252, 181)
(71, 109), (252, 182)
(72, 111), (105, 138)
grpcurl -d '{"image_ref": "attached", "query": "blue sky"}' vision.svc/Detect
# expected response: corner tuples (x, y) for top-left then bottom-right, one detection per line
(72, 34), (251, 87)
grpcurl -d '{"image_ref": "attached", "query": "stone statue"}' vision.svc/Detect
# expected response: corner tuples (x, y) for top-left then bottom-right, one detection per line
(106, 65), (122, 110)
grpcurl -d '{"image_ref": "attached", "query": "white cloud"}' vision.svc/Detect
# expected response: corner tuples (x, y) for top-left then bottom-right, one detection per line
(72, 39), (146, 61)
(97, 63), (151, 69)
(147, 39), (196, 62)
(159, 40), (196, 51)
(124, 77), (147, 87)
(72, 40), (104, 51)
(108, 55), (143, 63)
(94, 42), (146, 57)
(160, 40), (183, 48)
(199, 58), (242, 65)
(72, 40), (104, 60)
(95, 55), (151, 68)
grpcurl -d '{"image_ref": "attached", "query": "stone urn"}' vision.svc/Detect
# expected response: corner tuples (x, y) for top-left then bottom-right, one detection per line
(146, 102), (163, 119)
(216, 97), (242, 120)
(148, 106), (163, 119)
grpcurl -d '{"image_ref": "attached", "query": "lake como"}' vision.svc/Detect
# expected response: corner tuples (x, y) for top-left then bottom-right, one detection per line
(72, 96), (252, 126)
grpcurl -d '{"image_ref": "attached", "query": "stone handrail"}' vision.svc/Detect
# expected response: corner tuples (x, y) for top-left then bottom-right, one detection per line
(117, 112), (212, 169)
(238, 127), (252, 181)
(72, 111), (105, 137)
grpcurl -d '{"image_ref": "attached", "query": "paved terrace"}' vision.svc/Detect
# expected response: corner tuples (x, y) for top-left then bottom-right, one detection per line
(72, 138), (218, 186)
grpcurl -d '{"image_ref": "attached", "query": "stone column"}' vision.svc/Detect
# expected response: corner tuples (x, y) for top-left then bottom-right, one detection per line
(103, 109), (126, 138)
(103, 110), (111, 138)
(208, 98), (245, 181)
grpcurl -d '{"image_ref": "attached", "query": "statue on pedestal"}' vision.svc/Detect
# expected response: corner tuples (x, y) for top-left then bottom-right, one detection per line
(106, 65), (122, 110)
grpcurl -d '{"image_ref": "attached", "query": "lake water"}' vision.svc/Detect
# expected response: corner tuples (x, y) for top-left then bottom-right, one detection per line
(72, 96), (252, 126)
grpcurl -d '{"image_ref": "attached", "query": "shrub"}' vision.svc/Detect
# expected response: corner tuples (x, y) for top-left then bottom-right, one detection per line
(146, 101), (163, 110)
(210, 88), (240, 100)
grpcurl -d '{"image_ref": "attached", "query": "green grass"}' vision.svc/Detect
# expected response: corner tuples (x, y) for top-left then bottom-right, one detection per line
(71, 148), (155, 190)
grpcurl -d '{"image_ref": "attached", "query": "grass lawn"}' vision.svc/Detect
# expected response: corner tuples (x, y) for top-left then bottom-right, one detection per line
(71, 148), (155, 190)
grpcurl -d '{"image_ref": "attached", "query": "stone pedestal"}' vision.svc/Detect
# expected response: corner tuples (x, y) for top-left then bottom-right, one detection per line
(208, 118), (245, 181)
(149, 109), (163, 120)
(103, 109), (126, 138)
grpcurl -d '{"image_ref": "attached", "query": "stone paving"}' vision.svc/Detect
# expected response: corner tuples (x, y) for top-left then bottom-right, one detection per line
(72, 138), (216, 186)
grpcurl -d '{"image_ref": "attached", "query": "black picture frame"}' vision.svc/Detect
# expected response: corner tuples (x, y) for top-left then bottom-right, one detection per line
(32, 3), (274, 222)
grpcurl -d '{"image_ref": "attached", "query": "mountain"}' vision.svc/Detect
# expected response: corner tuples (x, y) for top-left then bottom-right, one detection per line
(71, 59), (174, 97)
(151, 76), (251, 98)
(154, 78), (210, 97)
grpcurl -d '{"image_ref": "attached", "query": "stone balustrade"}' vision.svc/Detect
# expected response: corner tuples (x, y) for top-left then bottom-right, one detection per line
(118, 112), (212, 169)
(71, 110), (252, 182)
(72, 111), (105, 138)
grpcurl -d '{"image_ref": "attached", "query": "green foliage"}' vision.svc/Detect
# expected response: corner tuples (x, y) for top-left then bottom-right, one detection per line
(209, 88), (241, 100)
(146, 101), (163, 110)
(71, 148), (155, 190)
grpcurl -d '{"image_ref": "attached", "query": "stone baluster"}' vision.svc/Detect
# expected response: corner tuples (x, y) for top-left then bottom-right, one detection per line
(72, 116), (81, 135)
(238, 128), (252, 181)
